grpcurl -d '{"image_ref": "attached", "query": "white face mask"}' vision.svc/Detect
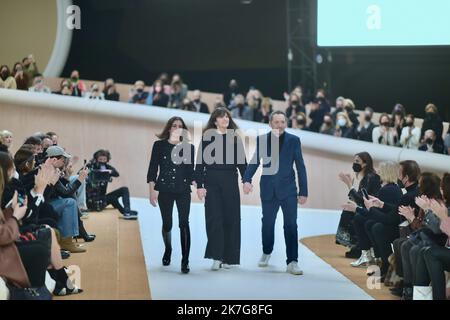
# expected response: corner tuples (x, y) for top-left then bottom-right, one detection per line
(338, 118), (347, 127)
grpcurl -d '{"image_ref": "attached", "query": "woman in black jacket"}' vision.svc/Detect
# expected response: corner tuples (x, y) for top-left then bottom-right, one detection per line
(420, 103), (444, 145)
(336, 152), (381, 258)
(147, 117), (195, 274)
(345, 161), (403, 277)
(195, 107), (247, 271)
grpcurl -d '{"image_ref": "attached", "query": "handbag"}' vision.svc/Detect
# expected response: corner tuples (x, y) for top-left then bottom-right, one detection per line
(413, 286), (432, 300)
(7, 284), (52, 300)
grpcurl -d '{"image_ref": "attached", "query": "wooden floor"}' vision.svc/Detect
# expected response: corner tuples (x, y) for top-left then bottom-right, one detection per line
(301, 235), (399, 300)
(55, 209), (151, 300)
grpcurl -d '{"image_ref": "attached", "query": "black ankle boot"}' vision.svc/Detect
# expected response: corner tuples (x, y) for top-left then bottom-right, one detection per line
(49, 267), (83, 296)
(181, 259), (190, 274)
(162, 229), (172, 266)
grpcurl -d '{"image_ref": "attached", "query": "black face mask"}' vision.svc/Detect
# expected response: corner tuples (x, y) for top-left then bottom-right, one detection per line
(298, 119), (306, 126)
(406, 121), (414, 127)
(426, 138), (433, 145)
(137, 88), (144, 94)
(0, 70), (8, 79)
(364, 115), (372, 122)
(352, 163), (362, 173)
(193, 99), (200, 103)
(381, 122), (390, 127)
(345, 107), (353, 113)
(324, 120), (332, 126)
(291, 101), (299, 106)
(426, 112), (435, 118)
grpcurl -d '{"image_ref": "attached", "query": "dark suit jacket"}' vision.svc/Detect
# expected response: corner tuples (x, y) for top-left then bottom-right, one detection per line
(244, 132), (308, 201)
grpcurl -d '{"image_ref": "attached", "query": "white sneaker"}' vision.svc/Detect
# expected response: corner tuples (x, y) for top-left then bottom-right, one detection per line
(350, 250), (373, 267)
(286, 261), (303, 275)
(211, 260), (222, 271)
(258, 254), (271, 267)
(221, 263), (231, 269)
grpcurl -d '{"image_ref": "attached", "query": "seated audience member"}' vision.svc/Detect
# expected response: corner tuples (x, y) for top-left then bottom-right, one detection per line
(12, 62), (29, 91)
(294, 112), (308, 130)
(23, 136), (43, 156)
(336, 152), (381, 258)
(149, 80), (169, 107)
(192, 90), (210, 114)
(343, 99), (360, 130)
(394, 172), (443, 300)
(0, 130), (13, 152)
(87, 150), (138, 220)
(421, 103), (444, 145)
(0, 152), (83, 296)
(286, 93), (305, 128)
(319, 113), (335, 135)
(103, 78), (120, 101)
(169, 74), (188, 109)
(391, 103), (406, 141)
(223, 79), (241, 108)
(372, 113), (398, 146)
(334, 112), (356, 139)
(22, 54), (40, 87)
(400, 114), (421, 150)
(46, 132), (59, 146)
(315, 88), (331, 113)
(129, 80), (150, 105)
(413, 173), (450, 300)
(356, 107), (376, 142)
(344, 161), (402, 279)
(181, 98), (196, 112)
(419, 129), (445, 154)
(308, 99), (326, 133)
(68, 70), (86, 97)
(28, 74), (51, 94)
(330, 96), (346, 123)
(0, 65), (17, 90)
(85, 83), (105, 100)
(254, 97), (272, 124)
(54, 79), (74, 96)
(230, 94), (253, 121)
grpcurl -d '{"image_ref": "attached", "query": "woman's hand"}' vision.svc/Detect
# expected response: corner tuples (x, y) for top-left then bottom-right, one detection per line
(429, 199), (448, 220)
(338, 172), (353, 189)
(341, 200), (357, 213)
(415, 195), (431, 211)
(12, 191), (28, 221)
(364, 195), (383, 210)
(398, 205), (415, 222)
(149, 190), (158, 207)
(197, 188), (207, 201)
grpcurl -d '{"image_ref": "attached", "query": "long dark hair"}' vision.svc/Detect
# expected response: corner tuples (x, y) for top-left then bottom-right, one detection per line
(157, 117), (188, 141)
(419, 172), (442, 200)
(355, 152), (375, 176)
(203, 107), (239, 134)
(442, 173), (450, 207)
(0, 151), (14, 188)
(0, 65), (11, 80)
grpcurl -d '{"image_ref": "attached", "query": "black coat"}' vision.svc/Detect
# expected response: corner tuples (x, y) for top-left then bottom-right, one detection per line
(348, 172), (381, 207)
(357, 123), (376, 142)
(421, 114), (444, 143)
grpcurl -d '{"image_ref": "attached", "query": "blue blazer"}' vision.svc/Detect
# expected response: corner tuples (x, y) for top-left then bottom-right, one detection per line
(244, 132), (308, 201)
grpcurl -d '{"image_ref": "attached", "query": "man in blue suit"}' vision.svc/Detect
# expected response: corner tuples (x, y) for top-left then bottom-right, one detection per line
(243, 111), (308, 275)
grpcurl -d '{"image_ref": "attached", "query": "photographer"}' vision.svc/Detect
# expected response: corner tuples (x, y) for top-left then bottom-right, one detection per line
(87, 150), (138, 220)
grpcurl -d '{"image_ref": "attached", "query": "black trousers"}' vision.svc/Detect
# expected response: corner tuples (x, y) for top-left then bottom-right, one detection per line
(105, 187), (131, 214)
(415, 245), (450, 300)
(336, 210), (358, 248)
(16, 241), (50, 288)
(158, 192), (191, 231)
(204, 170), (241, 265)
(393, 237), (408, 277)
(370, 223), (399, 266)
(401, 238), (424, 286)
(353, 213), (373, 251)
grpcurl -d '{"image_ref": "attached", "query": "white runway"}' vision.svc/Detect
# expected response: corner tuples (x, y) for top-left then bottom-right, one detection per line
(133, 198), (373, 300)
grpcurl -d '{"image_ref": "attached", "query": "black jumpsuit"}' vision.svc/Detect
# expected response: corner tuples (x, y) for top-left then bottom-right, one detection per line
(195, 131), (247, 265)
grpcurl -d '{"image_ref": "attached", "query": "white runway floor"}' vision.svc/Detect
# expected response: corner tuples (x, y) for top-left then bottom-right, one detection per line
(133, 198), (373, 300)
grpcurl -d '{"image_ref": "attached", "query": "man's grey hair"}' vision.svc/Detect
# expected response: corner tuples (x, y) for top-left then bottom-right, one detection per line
(269, 110), (288, 123)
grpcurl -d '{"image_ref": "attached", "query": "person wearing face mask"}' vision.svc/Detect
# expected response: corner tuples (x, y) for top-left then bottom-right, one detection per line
(181, 98), (196, 112)
(0, 65), (17, 90)
(102, 78), (120, 101)
(356, 107), (376, 142)
(319, 113), (335, 135)
(55, 79), (74, 96)
(68, 70), (86, 97)
(22, 54), (39, 87)
(420, 104), (444, 146)
(336, 152), (381, 258)
(286, 93), (305, 128)
(372, 113), (398, 146)
(419, 129), (445, 154)
(330, 96), (346, 123)
(307, 99), (326, 133)
(315, 89), (331, 113)
(391, 103), (406, 141)
(334, 112), (356, 139)
(400, 114), (421, 149)
(11, 62), (30, 91)
(343, 99), (359, 129)
(230, 94), (253, 121)
(129, 80), (150, 105)
(191, 90), (209, 114)
(28, 74), (51, 94)
(85, 83), (105, 100)
(147, 117), (195, 274)
(149, 80), (169, 107)
(223, 79), (241, 108)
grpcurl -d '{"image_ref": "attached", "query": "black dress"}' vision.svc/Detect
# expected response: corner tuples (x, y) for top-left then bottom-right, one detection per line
(195, 131), (247, 265)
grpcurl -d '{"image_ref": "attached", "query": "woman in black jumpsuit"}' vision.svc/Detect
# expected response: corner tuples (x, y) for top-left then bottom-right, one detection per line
(147, 117), (195, 274)
(195, 107), (247, 270)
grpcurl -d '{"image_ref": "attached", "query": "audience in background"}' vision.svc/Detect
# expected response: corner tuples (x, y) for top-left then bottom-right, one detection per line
(421, 103), (444, 145)
(334, 112), (356, 139)
(149, 80), (169, 107)
(0, 65), (17, 90)
(231, 94), (253, 121)
(68, 70), (86, 97)
(85, 83), (105, 100)
(419, 129), (445, 154)
(400, 114), (421, 149)
(372, 113), (398, 146)
(191, 90), (210, 114)
(392, 103), (406, 141)
(319, 113), (335, 136)
(28, 74), (51, 94)
(129, 80), (150, 105)
(103, 78), (120, 101)
(12, 62), (29, 91)
(356, 107), (376, 142)
(223, 79), (241, 108)
(22, 54), (39, 87)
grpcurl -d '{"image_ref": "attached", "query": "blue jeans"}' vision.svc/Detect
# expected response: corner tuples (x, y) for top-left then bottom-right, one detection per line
(261, 196), (298, 265)
(70, 175), (87, 210)
(49, 198), (79, 237)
